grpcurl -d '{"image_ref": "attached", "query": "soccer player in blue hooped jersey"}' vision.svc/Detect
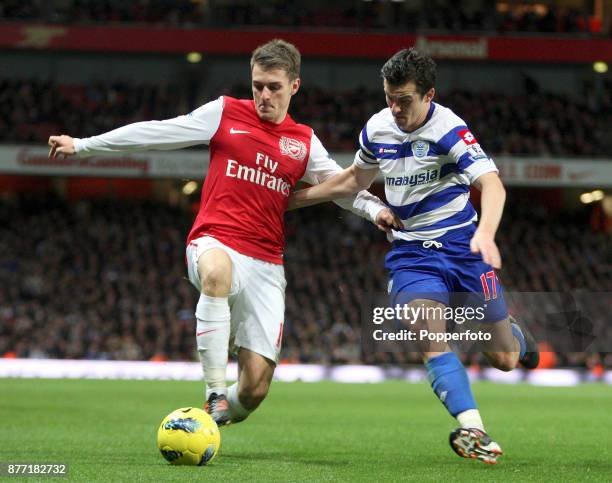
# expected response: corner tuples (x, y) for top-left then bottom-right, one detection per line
(289, 48), (539, 464)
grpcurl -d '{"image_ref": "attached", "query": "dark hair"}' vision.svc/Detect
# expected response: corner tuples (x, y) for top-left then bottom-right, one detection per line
(381, 48), (436, 96)
(250, 39), (301, 80)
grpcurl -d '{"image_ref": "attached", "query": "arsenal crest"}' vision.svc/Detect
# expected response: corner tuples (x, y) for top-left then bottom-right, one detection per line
(279, 136), (307, 161)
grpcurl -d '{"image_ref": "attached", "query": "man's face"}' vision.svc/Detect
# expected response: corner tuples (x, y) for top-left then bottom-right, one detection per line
(384, 80), (434, 132)
(252, 64), (300, 124)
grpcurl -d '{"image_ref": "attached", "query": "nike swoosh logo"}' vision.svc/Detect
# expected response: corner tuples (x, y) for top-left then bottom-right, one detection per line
(230, 127), (250, 134)
(196, 329), (218, 336)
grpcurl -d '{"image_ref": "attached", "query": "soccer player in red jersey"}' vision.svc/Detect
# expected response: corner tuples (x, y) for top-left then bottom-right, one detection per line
(48, 39), (401, 425)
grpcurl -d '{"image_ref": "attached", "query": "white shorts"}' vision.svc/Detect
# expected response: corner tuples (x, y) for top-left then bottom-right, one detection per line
(186, 236), (286, 363)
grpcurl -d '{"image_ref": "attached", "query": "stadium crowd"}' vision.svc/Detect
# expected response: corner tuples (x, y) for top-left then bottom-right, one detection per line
(1, 194), (610, 368)
(0, 0), (605, 35)
(1, 79), (610, 157)
(0, 80), (187, 146)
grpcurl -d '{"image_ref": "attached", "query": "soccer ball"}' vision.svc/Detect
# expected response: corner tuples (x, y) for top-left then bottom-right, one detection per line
(157, 407), (221, 465)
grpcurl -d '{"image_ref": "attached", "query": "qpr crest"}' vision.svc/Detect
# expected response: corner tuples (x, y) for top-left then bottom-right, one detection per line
(411, 140), (429, 159)
(279, 136), (307, 161)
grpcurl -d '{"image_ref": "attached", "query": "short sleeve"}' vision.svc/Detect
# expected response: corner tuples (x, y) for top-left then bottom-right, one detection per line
(301, 133), (343, 185)
(354, 125), (381, 170)
(437, 125), (498, 183)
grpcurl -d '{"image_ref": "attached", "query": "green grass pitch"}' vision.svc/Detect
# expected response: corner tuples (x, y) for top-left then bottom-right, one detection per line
(1, 378), (611, 481)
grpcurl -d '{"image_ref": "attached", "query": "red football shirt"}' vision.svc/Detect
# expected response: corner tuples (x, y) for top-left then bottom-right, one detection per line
(74, 95), (384, 265)
(187, 97), (312, 263)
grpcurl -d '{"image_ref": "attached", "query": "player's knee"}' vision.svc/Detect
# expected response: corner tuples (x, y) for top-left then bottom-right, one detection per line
(238, 384), (269, 410)
(198, 251), (232, 296)
(201, 270), (230, 296)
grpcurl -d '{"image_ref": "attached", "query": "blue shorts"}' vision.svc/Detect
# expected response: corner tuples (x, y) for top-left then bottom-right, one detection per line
(385, 224), (508, 323)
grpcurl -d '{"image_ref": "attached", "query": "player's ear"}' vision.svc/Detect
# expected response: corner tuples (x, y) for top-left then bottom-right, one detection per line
(291, 77), (300, 96)
(425, 87), (435, 102)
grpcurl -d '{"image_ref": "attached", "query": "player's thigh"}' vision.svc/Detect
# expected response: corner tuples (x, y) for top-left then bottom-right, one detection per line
(232, 260), (286, 364)
(386, 246), (450, 308)
(186, 237), (235, 296)
(197, 248), (232, 296)
(445, 262), (510, 355)
(387, 261), (451, 358)
(390, 266), (450, 309)
(448, 249), (509, 324)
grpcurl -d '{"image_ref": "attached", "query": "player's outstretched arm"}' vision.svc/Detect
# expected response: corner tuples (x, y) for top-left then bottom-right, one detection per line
(288, 165), (377, 210)
(470, 172), (506, 269)
(48, 98), (223, 158)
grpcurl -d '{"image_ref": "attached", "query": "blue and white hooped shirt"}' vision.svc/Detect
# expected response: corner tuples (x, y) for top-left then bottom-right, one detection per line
(354, 102), (498, 242)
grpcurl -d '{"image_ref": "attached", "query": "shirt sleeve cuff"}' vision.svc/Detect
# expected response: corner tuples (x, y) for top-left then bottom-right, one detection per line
(354, 150), (380, 170)
(368, 203), (387, 223)
(466, 164), (498, 183)
(73, 138), (85, 156)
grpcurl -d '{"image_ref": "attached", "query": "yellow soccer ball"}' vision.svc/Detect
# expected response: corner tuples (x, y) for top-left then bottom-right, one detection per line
(157, 407), (221, 465)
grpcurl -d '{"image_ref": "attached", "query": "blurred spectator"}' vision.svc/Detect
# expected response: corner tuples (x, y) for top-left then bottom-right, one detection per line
(0, 194), (610, 366)
(0, 0), (604, 36)
(0, 0), (205, 27)
(0, 79), (185, 144)
(1, 79), (610, 157)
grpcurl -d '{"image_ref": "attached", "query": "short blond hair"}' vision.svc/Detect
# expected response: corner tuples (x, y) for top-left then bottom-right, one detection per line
(250, 39), (301, 80)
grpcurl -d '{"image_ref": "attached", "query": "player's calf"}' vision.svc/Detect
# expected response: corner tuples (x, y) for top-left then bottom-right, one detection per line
(238, 388), (268, 411)
(224, 348), (276, 423)
(223, 381), (270, 424)
(237, 381), (270, 410)
(486, 351), (518, 372)
(195, 295), (231, 398)
(510, 315), (540, 369)
(195, 248), (233, 403)
(483, 317), (540, 370)
(482, 314), (540, 371)
(209, 381), (270, 425)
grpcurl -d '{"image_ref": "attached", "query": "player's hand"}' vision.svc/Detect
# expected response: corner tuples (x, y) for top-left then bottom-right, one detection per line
(48, 135), (76, 158)
(470, 229), (502, 269)
(375, 208), (403, 233)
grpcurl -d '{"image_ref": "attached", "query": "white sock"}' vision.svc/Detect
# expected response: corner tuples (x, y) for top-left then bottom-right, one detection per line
(227, 382), (252, 422)
(195, 294), (231, 398)
(457, 409), (485, 431)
